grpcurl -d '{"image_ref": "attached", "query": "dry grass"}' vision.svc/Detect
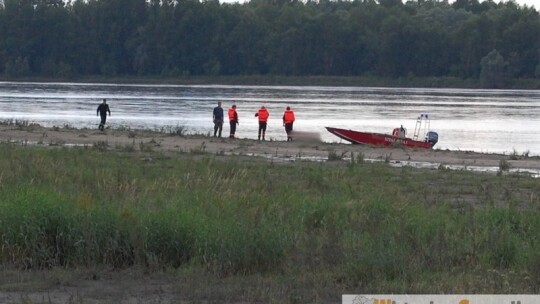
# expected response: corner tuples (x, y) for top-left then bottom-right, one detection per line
(0, 143), (539, 302)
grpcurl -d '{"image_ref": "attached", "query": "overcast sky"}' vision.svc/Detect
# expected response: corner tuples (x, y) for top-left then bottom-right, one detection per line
(511, 0), (538, 7)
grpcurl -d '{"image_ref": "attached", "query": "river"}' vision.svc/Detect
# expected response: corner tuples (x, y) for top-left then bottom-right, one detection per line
(0, 81), (539, 156)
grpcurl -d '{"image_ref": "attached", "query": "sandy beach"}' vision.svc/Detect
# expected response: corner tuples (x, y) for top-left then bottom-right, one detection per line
(1, 124), (539, 173)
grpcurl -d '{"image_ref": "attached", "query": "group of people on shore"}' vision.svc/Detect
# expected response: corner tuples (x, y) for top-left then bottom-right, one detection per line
(212, 101), (295, 141)
(97, 99), (296, 141)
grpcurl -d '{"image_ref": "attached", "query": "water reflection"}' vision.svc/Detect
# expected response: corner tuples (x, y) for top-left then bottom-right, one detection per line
(0, 81), (539, 155)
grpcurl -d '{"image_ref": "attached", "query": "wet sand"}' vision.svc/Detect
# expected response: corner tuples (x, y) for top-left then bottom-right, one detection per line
(1, 124), (539, 172)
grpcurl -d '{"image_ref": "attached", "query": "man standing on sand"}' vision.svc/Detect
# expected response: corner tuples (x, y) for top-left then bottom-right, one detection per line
(254, 106), (269, 141)
(228, 104), (239, 138)
(213, 101), (224, 137)
(97, 99), (111, 131)
(282, 106), (295, 141)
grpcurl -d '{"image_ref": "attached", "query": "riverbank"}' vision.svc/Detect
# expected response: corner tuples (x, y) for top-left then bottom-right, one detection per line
(1, 123), (539, 303)
(2, 75), (539, 89)
(1, 123), (539, 173)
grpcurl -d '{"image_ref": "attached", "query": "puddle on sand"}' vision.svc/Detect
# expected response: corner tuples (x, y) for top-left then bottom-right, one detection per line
(251, 152), (540, 178)
(4, 139), (539, 178)
(387, 159), (540, 178)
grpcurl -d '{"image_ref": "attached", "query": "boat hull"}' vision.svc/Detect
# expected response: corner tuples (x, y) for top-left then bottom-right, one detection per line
(326, 127), (434, 149)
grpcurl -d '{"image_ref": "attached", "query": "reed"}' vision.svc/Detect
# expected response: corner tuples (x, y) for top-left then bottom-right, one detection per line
(0, 143), (539, 293)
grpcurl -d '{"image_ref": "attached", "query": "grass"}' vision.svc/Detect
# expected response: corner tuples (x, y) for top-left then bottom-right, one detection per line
(327, 150), (347, 161)
(0, 119), (40, 131)
(0, 143), (539, 301)
(499, 158), (511, 174)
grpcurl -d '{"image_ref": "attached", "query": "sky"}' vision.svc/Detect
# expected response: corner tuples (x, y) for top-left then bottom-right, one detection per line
(480, 0), (539, 7)
(514, 0), (539, 7)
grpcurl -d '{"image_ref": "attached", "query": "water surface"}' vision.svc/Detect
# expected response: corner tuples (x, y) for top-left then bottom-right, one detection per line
(1, 82), (538, 155)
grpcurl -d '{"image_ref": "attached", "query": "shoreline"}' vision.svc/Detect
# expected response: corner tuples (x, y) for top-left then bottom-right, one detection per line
(2, 76), (539, 90)
(1, 124), (539, 173)
(1, 122), (540, 303)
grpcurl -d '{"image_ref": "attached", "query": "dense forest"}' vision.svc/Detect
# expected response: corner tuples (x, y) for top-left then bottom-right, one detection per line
(0, 0), (539, 87)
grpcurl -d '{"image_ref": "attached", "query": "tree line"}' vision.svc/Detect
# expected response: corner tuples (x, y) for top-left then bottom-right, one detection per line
(0, 0), (539, 87)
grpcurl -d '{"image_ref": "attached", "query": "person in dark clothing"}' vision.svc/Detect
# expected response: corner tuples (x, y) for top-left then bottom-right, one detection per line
(97, 99), (111, 131)
(213, 101), (224, 137)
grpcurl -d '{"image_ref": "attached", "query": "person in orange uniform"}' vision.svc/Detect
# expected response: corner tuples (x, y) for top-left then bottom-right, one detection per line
(282, 106), (295, 141)
(228, 104), (239, 138)
(254, 106), (269, 141)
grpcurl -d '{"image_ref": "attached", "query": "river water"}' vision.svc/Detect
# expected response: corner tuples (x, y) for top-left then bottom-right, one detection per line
(0, 81), (539, 156)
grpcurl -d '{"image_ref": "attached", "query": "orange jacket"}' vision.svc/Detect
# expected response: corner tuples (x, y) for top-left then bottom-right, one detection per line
(283, 110), (295, 124)
(228, 108), (238, 122)
(256, 107), (269, 122)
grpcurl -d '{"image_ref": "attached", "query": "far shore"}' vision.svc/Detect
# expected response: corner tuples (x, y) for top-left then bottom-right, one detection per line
(1, 75), (539, 90)
(1, 124), (539, 173)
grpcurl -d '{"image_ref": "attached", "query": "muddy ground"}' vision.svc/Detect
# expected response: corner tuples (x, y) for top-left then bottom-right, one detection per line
(1, 124), (539, 172)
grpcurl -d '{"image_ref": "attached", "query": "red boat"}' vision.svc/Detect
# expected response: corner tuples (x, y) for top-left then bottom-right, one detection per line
(326, 114), (439, 149)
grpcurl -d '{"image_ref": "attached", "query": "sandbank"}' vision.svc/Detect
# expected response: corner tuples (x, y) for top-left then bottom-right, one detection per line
(1, 124), (538, 172)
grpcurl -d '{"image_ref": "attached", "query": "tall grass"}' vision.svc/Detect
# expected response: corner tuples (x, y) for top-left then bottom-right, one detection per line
(0, 143), (539, 292)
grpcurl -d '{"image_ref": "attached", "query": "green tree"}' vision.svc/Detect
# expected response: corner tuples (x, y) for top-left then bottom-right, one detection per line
(129, 0), (177, 75)
(451, 14), (496, 78)
(1, 0), (38, 74)
(535, 50), (540, 78)
(0, 0), (539, 84)
(4, 56), (31, 77)
(33, 0), (74, 76)
(480, 49), (507, 88)
(92, 0), (147, 75)
(496, 6), (540, 78)
(221, 8), (269, 75)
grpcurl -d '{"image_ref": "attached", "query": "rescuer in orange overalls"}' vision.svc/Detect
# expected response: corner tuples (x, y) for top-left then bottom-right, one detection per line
(254, 106), (269, 141)
(228, 105), (239, 138)
(282, 106), (295, 141)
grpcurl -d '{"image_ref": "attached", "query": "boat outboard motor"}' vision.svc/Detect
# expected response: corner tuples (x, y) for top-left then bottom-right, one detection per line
(426, 131), (438, 146)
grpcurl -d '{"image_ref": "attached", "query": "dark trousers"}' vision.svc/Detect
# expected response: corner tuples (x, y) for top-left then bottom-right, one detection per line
(229, 121), (237, 137)
(285, 123), (293, 141)
(258, 122), (267, 140)
(99, 114), (107, 130)
(214, 119), (223, 137)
